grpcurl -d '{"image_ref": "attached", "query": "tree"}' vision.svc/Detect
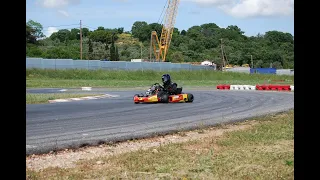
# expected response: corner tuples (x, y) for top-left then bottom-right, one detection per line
(149, 23), (162, 38)
(110, 33), (116, 61)
(117, 27), (124, 34)
(89, 30), (115, 44)
(26, 20), (45, 39)
(104, 42), (110, 59)
(272, 61), (283, 69)
(115, 46), (119, 61)
(26, 24), (37, 44)
(226, 25), (244, 35)
(82, 28), (89, 37)
(110, 42), (116, 61)
(70, 28), (80, 40)
(50, 29), (71, 42)
(180, 30), (186, 36)
(131, 21), (150, 41)
(265, 31), (293, 44)
(169, 51), (184, 63)
(88, 38), (93, 60)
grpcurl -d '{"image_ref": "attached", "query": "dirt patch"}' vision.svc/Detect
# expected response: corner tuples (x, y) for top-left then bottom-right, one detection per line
(26, 120), (259, 171)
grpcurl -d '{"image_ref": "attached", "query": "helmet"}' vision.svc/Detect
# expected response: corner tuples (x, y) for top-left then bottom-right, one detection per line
(162, 74), (171, 85)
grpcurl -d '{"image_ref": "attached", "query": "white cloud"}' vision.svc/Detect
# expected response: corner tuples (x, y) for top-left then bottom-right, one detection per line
(184, 0), (234, 6)
(36, 0), (80, 8)
(58, 10), (70, 17)
(183, 0), (294, 18)
(46, 27), (59, 37)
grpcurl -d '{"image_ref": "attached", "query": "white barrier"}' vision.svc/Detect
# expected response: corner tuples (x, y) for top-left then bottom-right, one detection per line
(290, 85), (294, 91)
(230, 85), (256, 90)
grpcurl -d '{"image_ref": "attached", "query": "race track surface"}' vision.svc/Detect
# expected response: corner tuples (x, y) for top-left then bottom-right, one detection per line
(26, 89), (294, 155)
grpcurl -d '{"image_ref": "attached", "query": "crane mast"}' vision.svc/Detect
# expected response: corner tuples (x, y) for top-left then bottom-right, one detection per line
(151, 0), (180, 62)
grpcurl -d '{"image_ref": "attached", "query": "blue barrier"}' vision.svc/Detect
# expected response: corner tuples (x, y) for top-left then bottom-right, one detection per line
(250, 68), (277, 74)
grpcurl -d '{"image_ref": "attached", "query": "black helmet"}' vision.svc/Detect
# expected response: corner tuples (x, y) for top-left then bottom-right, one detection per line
(162, 74), (171, 85)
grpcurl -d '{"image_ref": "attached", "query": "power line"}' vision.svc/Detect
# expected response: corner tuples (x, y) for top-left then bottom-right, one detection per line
(41, 27), (80, 32)
(82, 25), (97, 30)
(42, 24), (79, 28)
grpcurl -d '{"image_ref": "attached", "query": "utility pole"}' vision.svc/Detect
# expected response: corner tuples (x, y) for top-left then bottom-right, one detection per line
(220, 38), (226, 70)
(251, 55), (253, 68)
(80, 20), (82, 60)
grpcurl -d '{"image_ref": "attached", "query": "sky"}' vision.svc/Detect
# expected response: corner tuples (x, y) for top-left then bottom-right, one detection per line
(26, 0), (294, 38)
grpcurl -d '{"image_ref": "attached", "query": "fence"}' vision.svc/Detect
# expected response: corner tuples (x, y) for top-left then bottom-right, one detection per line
(26, 58), (294, 75)
(226, 67), (294, 76)
(26, 58), (213, 71)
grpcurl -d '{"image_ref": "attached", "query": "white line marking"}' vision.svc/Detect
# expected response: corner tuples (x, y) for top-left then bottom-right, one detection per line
(81, 87), (92, 91)
(69, 98), (82, 100)
(48, 94), (120, 103)
(26, 145), (37, 148)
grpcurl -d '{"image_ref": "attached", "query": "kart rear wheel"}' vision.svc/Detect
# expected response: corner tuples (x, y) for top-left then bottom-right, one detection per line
(186, 93), (194, 103)
(158, 91), (169, 103)
(161, 94), (169, 103)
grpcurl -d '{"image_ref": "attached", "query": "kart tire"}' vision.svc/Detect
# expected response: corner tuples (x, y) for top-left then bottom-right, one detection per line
(160, 94), (169, 103)
(158, 91), (169, 103)
(186, 93), (194, 103)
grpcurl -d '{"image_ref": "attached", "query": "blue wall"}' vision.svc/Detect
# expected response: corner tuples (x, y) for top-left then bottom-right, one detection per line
(250, 68), (277, 74)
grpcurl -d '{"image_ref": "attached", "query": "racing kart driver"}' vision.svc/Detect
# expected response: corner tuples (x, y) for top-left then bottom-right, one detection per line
(161, 74), (178, 95)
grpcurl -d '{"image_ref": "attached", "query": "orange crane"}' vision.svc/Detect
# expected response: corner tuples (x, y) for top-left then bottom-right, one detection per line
(150, 0), (180, 62)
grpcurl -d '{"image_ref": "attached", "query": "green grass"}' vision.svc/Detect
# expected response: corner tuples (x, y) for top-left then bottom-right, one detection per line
(26, 68), (294, 88)
(26, 110), (294, 179)
(26, 93), (103, 104)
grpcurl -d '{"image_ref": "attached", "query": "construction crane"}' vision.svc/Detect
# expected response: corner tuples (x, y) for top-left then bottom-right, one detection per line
(150, 0), (180, 62)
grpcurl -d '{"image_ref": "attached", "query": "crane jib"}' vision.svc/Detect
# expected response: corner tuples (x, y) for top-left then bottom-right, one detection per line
(150, 0), (180, 62)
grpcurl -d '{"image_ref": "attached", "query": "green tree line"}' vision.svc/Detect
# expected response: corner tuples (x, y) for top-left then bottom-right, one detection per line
(26, 20), (294, 68)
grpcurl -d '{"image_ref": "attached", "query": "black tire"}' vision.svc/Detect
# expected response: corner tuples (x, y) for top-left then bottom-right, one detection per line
(157, 91), (169, 103)
(161, 94), (169, 103)
(186, 93), (194, 103)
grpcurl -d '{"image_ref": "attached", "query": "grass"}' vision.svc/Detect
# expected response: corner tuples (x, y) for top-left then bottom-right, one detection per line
(26, 110), (294, 179)
(26, 93), (103, 104)
(26, 68), (294, 88)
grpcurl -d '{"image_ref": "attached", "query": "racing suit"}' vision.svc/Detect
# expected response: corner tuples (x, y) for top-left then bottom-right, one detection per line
(163, 82), (178, 95)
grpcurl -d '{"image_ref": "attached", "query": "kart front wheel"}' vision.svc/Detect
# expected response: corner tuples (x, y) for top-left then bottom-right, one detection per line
(186, 93), (194, 103)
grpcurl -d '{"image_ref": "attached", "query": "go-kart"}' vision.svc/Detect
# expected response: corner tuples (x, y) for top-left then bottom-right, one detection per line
(133, 83), (194, 104)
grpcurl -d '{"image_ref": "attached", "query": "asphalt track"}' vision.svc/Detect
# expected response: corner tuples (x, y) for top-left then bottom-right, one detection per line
(26, 89), (294, 155)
